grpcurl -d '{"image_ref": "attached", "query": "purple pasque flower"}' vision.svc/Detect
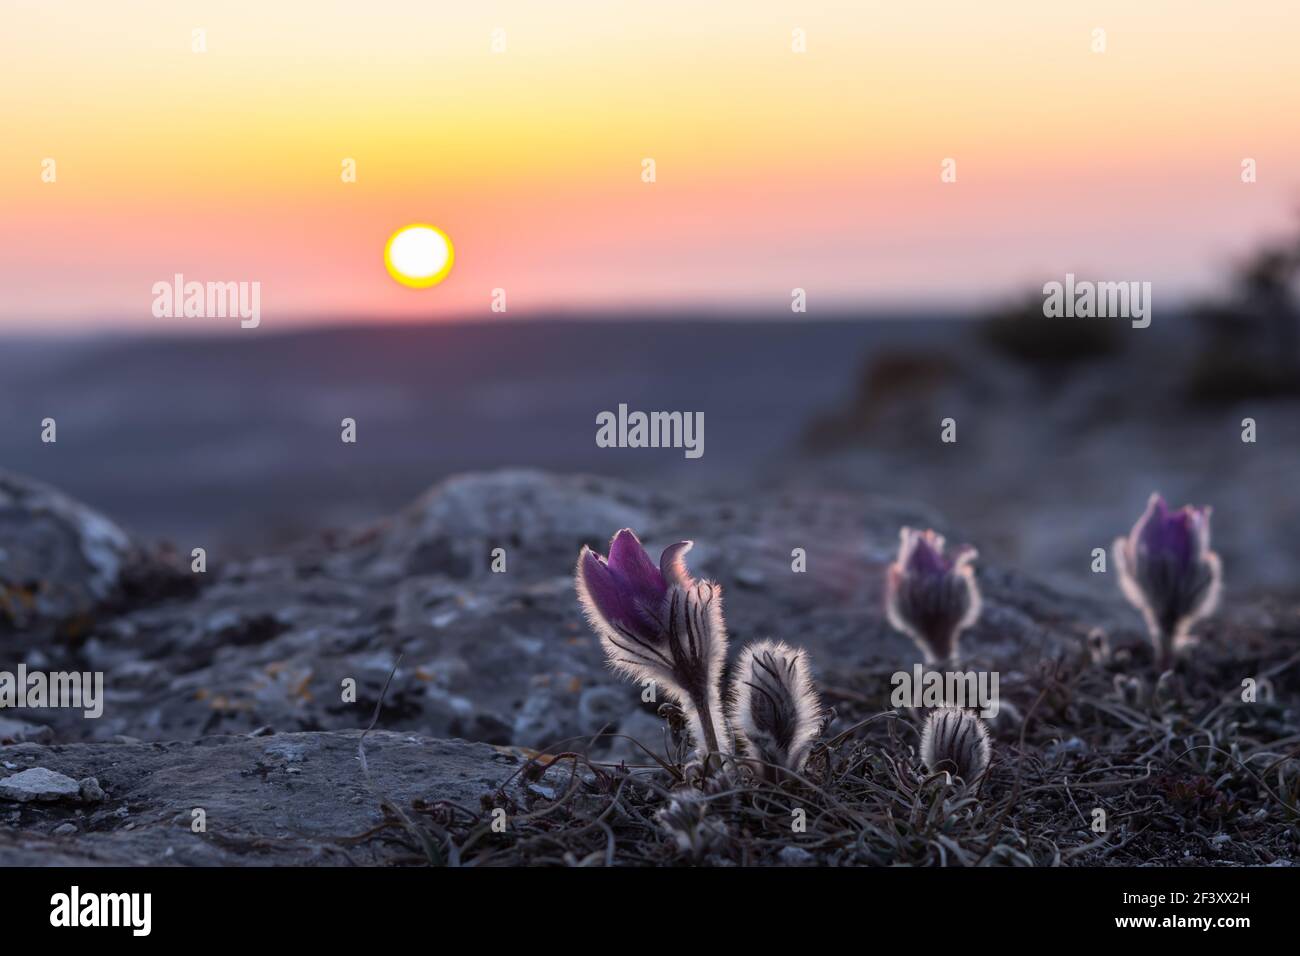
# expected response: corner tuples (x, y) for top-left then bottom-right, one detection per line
(1113, 493), (1221, 670)
(576, 529), (731, 759)
(885, 527), (982, 664)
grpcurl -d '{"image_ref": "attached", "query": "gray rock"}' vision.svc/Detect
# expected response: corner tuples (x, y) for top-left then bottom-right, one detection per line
(605, 708), (673, 766)
(358, 470), (652, 580)
(512, 688), (575, 749)
(0, 470), (133, 624)
(0, 767), (82, 802)
(0, 717), (54, 745)
(777, 846), (816, 866)
(0, 731), (571, 865)
(0, 468), (1151, 757)
(262, 741), (307, 764)
(577, 686), (630, 737)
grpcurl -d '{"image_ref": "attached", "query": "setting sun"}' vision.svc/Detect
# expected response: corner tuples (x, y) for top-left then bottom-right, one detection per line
(384, 224), (454, 289)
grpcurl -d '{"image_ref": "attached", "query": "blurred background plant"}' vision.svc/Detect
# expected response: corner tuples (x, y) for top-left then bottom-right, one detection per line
(979, 293), (1127, 368)
(1186, 221), (1300, 403)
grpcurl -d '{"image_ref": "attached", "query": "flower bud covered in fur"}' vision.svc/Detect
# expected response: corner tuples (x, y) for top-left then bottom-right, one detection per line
(885, 528), (981, 664)
(1113, 493), (1222, 670)
(919, 706), (991, 783)
(731, 640), (823, 780)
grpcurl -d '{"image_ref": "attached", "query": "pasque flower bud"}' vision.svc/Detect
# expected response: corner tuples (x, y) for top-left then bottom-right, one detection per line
(731, 640), (824, 780)
(920, 706), (991, 783)
(885, 527), (982, 664)
(1113, 493), (1222, 670)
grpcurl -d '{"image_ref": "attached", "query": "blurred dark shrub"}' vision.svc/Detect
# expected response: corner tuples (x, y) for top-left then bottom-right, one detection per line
(1185, 235), (1300, 404)
(978, 295), (1125, 366)
(803, 352), (960, 451)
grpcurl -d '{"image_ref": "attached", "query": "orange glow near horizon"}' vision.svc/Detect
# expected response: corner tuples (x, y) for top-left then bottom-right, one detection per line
(2, 1), (1299, 330)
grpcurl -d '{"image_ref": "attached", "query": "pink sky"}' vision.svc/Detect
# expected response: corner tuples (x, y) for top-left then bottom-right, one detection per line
(3, 1), (1298, 331)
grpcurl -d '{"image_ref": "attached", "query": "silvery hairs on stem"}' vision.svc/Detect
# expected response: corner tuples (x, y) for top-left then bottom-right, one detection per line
(1114, 492), (1222, 671)
(885, 527), (981, 665)
(919, 706), (991, 784)
(730, 640), (824, 780)
(576, 529), (732, 760)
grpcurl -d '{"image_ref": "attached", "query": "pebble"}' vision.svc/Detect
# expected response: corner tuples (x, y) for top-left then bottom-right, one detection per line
(79, 777), (106, 803)
(1044, 737), (1087, 761)
(263, 741), (307, 763)
(0, 767), (82, 802)
(777, 846), (816, 866)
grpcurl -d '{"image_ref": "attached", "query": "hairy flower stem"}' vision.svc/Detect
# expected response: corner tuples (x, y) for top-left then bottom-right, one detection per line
(695, 697), (723, 766)
(664, 591), (726, 770)
(1155, 632), (1174, 672)
(686, 704), (726, 778)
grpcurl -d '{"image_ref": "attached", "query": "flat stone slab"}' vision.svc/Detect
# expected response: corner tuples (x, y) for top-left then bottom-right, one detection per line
(0, 731), (563, 865)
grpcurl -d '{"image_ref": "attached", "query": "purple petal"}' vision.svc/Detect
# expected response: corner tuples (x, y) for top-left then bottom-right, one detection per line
(607, 529), (667, 599)
(579, 529), (669, 639)
(1118, 494), (1222, 650)
(1190, 506), (1213, 551)
(887, 528), (980, 663)
(578, 548), (625, 624)
(1138, 495), (1194, 569)
(905, 529), (951, 577)
(659, 540), (695, 587)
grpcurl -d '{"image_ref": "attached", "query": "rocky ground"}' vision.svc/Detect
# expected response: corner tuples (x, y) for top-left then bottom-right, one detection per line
(2, 467), (1298, 865)
(0, 468), (1114, 751)
(0, 732), (569, 865)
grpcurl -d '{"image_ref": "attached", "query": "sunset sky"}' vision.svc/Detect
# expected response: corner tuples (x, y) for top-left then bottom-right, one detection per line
(3, 0), (1298, 330)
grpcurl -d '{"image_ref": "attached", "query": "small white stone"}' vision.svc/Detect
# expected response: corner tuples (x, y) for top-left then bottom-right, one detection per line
(0, 767), (81, 803)
(777, 846), (816, 866)
(78, 777), (106, 803)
